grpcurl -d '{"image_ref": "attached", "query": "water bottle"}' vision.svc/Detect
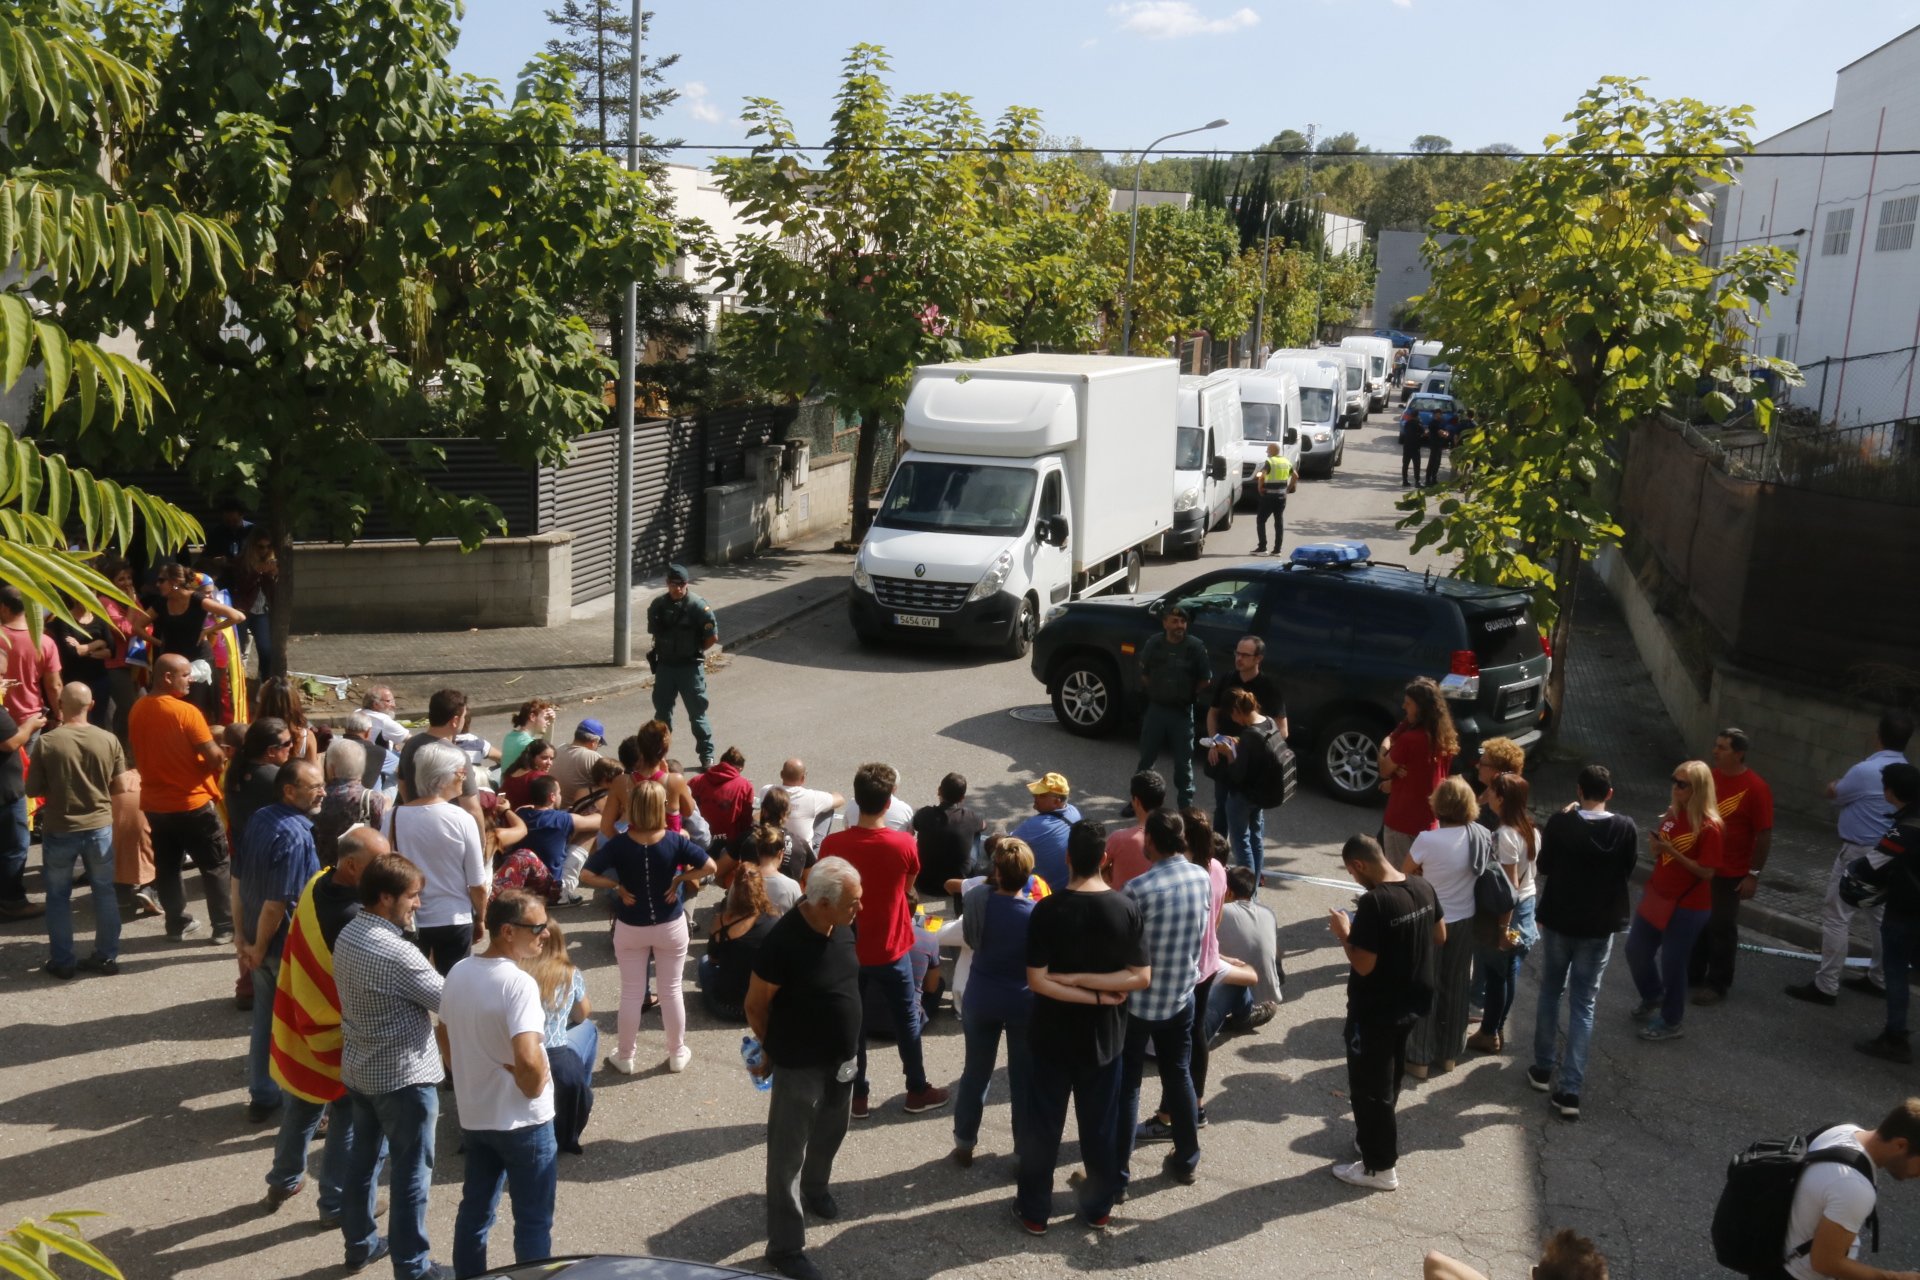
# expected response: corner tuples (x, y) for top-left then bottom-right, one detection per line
(740, 1035), (773, 1092)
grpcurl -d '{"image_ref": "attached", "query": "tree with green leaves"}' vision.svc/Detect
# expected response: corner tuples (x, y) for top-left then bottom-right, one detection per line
(0, 0), (224, 625)
(1411, 134), (1453, 154)
(1397, 77), (1799, 725)
(542, 1), (679, 153)
(997, 158), (1115, 352)
(4, 1209), (122, 1280)
(712, 45), (1038, 539)
(47, 0), (677, 670)
(1100, 202), (1252, 356)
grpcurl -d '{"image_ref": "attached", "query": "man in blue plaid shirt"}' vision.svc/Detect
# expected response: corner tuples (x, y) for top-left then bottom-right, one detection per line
(1116, 810), (1213, 1190)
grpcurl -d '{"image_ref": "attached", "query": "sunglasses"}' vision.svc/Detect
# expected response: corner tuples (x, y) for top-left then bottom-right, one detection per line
(1671, 778), (1692, 787)
(511, 919), (551, 935)
(272, 739), (293, 749)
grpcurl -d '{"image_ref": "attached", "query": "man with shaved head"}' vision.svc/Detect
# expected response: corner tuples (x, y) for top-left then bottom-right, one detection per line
(760, 759), (842, 855)
(128, 652), (233, 943)
(27, 682), (134, 978)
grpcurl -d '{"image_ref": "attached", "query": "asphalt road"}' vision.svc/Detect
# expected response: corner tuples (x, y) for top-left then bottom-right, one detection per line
(4, 406), (1916, 1279)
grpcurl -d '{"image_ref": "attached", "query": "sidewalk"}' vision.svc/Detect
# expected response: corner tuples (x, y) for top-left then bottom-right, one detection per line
(1536, 567), (1843, 952)
(285, 526), (855, 721)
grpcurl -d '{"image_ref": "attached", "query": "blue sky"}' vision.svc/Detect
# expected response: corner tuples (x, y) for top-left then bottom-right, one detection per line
(449, 1), (1917, 164)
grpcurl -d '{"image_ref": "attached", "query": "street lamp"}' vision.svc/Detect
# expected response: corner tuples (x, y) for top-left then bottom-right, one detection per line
(1120, 117), (1228, 356)
(1252, 189), (1326, 361)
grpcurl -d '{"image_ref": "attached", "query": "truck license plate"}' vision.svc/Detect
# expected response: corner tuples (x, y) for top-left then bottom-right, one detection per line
(894, 613), (940, 629)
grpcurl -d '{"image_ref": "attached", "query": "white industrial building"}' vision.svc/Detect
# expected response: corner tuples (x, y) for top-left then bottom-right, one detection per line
(1705, 23), (1920, 425)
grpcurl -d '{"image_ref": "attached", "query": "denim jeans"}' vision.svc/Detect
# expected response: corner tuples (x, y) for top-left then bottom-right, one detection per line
(1203, 980), (1254, 1047)
(1882, 911), (1920, 1038)
(1476, 895), (1537, 1039)
(952, 1003), (1032, 1152)
(452, 1121), (558, 1278)
(855, 952), (929, 1096)
(1532, 928), (1615, 1098)
(1224, 790), (1266, 889)
(1627, 906), (1710, 1027)
(563, 1017), (599, 1068)
(42, 827), (120, 968)
(1117, 1007), (1199, 1186)
(249, 959), (285, 1108)
(268, 1094), (382, 1219)
(1017, 1049), (1123, 1224)
(343, 1084), (437, 1276)
(0, 795), (27, 905)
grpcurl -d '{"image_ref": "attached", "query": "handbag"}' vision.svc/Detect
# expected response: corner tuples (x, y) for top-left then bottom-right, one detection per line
(1468, 824), (1517, 919)
(1839, 854), (1893, 909)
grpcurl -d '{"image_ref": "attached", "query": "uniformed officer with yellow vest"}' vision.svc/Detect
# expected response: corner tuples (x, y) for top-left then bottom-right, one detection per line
(1252, 443), (1297, 556)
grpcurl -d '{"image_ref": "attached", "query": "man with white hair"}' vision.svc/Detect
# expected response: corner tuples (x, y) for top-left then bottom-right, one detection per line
(358, 686), (410, 753)
(27, 682), (133, 978)
(747, 857), (865, 1280)
(342, 710), (393, 793)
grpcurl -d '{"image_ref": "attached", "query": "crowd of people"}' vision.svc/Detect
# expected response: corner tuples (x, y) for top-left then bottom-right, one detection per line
(8, 550), (1920, 1279)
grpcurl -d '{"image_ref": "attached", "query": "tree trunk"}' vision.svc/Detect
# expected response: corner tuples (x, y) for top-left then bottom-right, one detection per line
(850, 409), (882, 541)
(1541, 537), (1582, 747)
(264, 464), (293, 681)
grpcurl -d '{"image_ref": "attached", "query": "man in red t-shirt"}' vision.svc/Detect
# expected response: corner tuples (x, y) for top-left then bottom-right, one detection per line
(0, 586), (62, 726)
(1689, 728), (1774, 1002)
(689, 745), (757, 853)
(818, 762), (950, 1120)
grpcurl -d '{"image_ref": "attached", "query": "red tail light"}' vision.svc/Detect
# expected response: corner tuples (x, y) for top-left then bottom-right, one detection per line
(1539, 630), (1553, 659)
(1449, 649), (1480, 677)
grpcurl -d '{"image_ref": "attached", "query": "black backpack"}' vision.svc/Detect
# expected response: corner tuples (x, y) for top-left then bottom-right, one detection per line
(1238, 719), (1297, 809)
(1711, 1127), (1878, 1275)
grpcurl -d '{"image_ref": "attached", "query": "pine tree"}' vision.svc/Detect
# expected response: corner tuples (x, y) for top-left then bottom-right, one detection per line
(543, 0), (680, 158)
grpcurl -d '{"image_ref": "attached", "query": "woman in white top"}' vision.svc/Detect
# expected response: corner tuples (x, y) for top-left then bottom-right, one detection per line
(1467, 772), (1539, 1055)
(1404, 776), (1492, 1078)
(385, 739), (489, 975)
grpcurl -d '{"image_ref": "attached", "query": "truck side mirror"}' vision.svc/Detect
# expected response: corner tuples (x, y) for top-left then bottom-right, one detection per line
(1284, 428), (1299, 445)
(1046, 514), (1070, 547)
(1209, 455), (1228, 481)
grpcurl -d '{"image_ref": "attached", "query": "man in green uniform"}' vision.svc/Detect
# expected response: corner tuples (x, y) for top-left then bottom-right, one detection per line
(1252, 442), (1296, 556)
(646, 563), (719, 766)
(1136, 605), (1212, 810)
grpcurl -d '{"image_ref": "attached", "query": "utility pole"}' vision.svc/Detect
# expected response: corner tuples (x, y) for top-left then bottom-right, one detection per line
(1303, 123), (1324, 343)
(610, 0), (643, 667)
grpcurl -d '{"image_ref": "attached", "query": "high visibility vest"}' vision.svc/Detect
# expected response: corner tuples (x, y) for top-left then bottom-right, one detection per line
(1262, 455), (1293, 486)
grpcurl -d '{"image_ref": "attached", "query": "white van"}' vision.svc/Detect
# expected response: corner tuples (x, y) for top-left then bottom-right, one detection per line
(1340, 334), (1394, 411)
(1214, 367), (1303, 504)
(1168, 374), (1244, 559)
(1402, 339), (1447, 402)
(1330, 348), (1368, 428)
(1263, 352), (1346, 477)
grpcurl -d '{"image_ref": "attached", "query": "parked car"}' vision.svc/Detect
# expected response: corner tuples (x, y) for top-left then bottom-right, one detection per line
(1030, 542), (1549, 804)
(1399, 392), (1456, 438)
(1422, 370), (1454, 396)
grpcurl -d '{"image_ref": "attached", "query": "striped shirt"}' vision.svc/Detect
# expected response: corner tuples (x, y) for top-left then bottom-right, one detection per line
(1125, 856), (1214, 1022)
(334, 912), (444, 1095)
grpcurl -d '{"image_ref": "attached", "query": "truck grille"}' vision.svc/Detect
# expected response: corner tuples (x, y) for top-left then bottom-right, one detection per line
(873, 575), (969, 614)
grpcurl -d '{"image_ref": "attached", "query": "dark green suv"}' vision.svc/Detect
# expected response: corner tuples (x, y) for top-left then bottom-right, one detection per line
(1030, 542), (1549, 804)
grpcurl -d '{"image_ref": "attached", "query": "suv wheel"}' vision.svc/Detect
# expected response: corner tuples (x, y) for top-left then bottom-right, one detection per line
(1319, 715), (1387, 805)
(1051, 655), (1121, 737)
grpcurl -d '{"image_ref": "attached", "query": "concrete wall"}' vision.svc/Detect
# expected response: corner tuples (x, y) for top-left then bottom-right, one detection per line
(704, 451), (853, 565)
(1373, 228), (1457, 327)
(295, 533), (572, 632)
(1597, 546), (1899, 820)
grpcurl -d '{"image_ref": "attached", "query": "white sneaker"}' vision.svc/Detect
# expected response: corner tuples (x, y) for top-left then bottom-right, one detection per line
(1331, 1160), (1399, 1192)
(606, 1053), (640, 1075)
(667, 1045), (693, 1073)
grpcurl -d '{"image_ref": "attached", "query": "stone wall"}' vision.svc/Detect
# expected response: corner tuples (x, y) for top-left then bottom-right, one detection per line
(294, 533), (572, 632)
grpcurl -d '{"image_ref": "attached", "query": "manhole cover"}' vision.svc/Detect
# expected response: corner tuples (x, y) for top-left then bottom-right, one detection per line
(1009, 705), (1058, 723)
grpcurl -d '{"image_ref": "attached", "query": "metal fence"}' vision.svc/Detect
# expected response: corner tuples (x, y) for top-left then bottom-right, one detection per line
(1782, 345), (1920, 428)
(1680, 414), (1920, 506)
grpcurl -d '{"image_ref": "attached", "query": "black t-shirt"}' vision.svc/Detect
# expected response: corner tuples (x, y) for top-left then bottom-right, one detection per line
(1026, 888), (1148, 1068)
(753, 909), (861, 1068)
(225, 762), (280, 841)
(708, 914), (777, 1007)
(1212, 670), (1286, 731)
(153, 598), (209, 663)
(1346, 877), (1440, 1025)
(912, 801), (984, 898)
(311, 873), (364, 951)
(0, 709), (21, 803)
(49, 616), (111, 688)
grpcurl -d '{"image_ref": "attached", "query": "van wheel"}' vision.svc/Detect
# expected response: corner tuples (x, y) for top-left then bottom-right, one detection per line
(1117, 550), (1143, 595)
(1319, 715), (1388, 805)
(1180, 525), (1205, 559)
(1215, 499), (1234, 532)
(1051, 655), (1122, 736)
(1001, 596), (1038, 660)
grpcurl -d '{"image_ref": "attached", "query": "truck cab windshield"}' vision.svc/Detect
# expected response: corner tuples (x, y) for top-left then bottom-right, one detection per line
(1175, 427), (1207, 471)
(875, 460), (1039, 537)
(1297, 387), (1336, 424)
(1241, 404), (1280, 442)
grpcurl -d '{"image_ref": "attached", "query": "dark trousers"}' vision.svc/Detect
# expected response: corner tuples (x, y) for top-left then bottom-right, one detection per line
(765, 1062), (852, 1256)
(1346, 1014), (1411, 1172)
(1400, 441), (1423, 485)
(855, 954), (929, 1096)
(415, 922), (473, 977)
(1117, 1008), (1199, 1186)
(1687, 874), (1744, 994)
(1253, 495), (1287, 552)
(1424, 441), (1446, 485)
(1882, 911), (1920, 1038)
(145, 804), (233, 935)
(1018, 1048), (1123, 1224)
(1156, 974), (1216, 1115)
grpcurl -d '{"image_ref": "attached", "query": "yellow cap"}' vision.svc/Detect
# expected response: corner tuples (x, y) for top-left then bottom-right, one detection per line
(1027, 772), (1070, 796)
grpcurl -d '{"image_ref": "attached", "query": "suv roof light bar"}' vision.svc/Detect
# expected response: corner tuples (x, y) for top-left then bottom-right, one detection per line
(1289, 542), (1370, 568)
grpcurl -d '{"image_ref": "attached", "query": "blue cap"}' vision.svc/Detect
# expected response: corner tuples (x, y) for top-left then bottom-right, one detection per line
(577, 718), (606, 741)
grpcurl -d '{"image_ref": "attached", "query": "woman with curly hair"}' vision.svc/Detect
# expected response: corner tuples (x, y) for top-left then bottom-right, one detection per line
(1378, 677), (1460, 864)
(1627, 759), (1725, 1043)
(501, 699), (558, 775)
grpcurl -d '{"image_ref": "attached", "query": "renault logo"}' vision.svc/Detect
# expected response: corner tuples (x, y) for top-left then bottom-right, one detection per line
(914, 564), (926, 578)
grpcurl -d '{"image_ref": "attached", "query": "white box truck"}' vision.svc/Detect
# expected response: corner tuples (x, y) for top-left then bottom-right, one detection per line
(1214, 367), (1303, 504)
(849, 354), (1177, 658)
(1402, 339), (1446, 402)
(1168, 374), (1244, 560)
(1341, 334), (1394, 411)
(1264, 351), (1348, 477)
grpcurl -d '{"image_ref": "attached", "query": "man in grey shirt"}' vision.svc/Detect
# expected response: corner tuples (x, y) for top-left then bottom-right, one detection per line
(1205, 865), (1283, 1045)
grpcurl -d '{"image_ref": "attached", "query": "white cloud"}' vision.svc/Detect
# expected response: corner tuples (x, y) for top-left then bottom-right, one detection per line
(1081, 36), (1100, 48)
(1391, 0), (1411, 8)
(1109, 1), (1260, 38)
(683, 81), (722, 125)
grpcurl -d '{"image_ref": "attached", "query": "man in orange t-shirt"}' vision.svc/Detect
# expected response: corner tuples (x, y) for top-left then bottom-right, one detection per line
(1689, 727), (1774, 1002)
(1104, 770), (1165, 891)
(128, 654), (233, 943)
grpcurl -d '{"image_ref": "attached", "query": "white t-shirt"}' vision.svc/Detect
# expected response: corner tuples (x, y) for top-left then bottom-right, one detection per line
(441, 956), (555, 1131)
(759, 783), (838, 850)
(762, 868), (802, 914)
(384, 802), (487, 928)
(1410, 825), (1478, 924)
(840, 794), (913, 835)
(1784, 1125), (1878, 1280)
(1495, 825), (1537, 900)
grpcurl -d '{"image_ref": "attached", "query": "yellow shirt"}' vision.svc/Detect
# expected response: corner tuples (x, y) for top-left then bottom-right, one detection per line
(1261, 455), (1293, 486)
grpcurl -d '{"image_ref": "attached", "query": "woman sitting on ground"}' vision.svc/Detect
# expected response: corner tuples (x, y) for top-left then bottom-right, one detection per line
(500, 738), (555, 810)
(700, 864), (777, 1022)
(520, 919), (597, 1154)
(751, 822), (803, 914)
(598, 720), (696, 845)
(757, 787), (815, 881)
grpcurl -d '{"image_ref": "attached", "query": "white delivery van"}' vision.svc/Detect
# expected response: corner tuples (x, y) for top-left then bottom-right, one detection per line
(1331, 348), (1368, 428)
(1341, 334), (1394, 411)
(1402, 339), (1446, 402)
(1214, 367), (1303, 504)
(849, 354), (1177, 658)
(1168, 374), (1244, 559)
(1264, 351), (1347, 477)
